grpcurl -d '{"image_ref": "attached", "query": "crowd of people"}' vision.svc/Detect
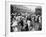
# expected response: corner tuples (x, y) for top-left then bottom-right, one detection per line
(11, 5), (42, 32)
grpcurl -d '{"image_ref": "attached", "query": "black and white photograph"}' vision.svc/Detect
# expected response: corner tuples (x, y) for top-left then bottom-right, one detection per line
(10, 5), (42, 32)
